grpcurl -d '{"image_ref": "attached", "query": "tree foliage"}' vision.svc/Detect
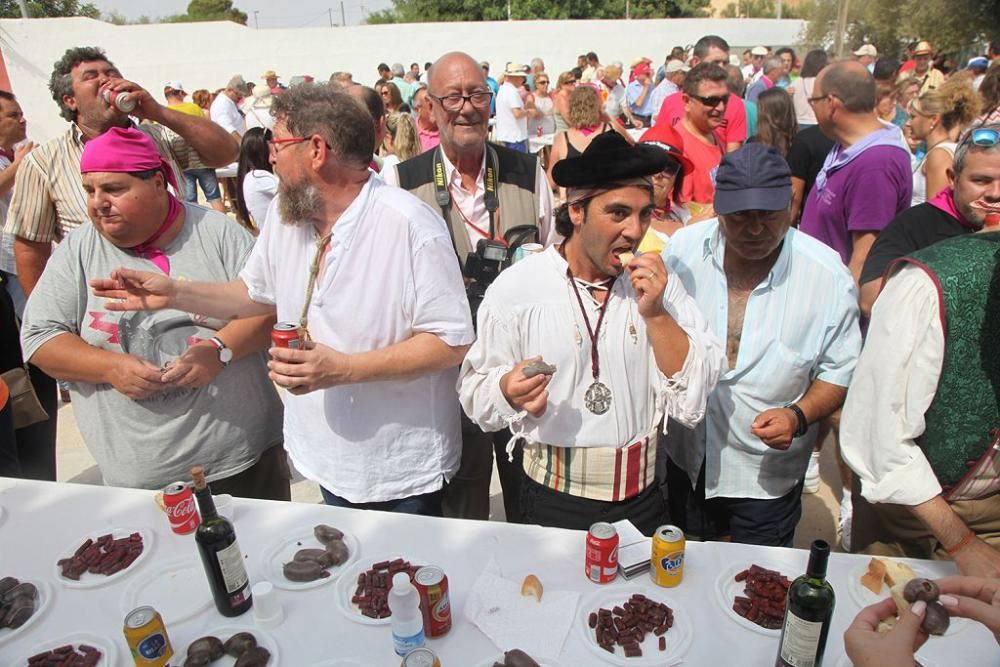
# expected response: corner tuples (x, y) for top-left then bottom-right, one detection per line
(719, 0), (805, 19)
(169, 0), (247, 25)
(0, 0), (98, 18)
(365, 0), (710, 23)
(801, 0), (998, 57)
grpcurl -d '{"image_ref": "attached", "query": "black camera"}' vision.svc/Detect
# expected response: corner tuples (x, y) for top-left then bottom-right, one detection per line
(463, 225), (539, 327)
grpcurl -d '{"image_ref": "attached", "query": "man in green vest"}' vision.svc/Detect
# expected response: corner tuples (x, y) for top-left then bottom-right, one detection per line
(383, 51), (555, 523)
(841, 125), (1000, 576)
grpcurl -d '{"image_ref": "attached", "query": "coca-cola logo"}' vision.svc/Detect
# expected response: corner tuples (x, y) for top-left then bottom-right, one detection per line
(166, 496), (197, 519)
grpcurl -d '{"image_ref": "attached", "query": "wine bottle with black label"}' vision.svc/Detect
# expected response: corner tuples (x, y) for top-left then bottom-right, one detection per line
(191, 466), (252, 617)
(775, 539), (835, 667)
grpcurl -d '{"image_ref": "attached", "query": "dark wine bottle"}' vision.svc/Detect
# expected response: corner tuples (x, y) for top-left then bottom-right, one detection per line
(775, 539), (835, 667)
(191, 466), (252, 617)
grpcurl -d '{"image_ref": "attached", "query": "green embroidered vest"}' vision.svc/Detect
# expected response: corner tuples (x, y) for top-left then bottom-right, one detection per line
(895, 232), (1000, 493)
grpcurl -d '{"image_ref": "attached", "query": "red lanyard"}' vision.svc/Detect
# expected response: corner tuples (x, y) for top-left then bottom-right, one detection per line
(447, 183), (507, 246)
(566, 267), (616, 382)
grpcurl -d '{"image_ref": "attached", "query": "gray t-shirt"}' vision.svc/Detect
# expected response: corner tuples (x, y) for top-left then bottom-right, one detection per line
(21, 202), (284, 489)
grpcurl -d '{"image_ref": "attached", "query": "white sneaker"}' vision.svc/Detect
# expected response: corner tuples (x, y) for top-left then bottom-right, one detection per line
(803, 451), (821, 494)
(839, 493), (853, 552)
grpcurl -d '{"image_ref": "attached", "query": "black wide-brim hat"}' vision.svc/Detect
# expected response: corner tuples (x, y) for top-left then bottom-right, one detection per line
(552, 131), (670, 188)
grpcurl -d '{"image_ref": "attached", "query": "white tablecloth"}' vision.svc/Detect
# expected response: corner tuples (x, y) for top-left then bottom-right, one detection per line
(0, 478), (993, 666)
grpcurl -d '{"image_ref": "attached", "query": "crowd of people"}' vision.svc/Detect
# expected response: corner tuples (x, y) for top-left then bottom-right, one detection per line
(0, 33), (999, 664)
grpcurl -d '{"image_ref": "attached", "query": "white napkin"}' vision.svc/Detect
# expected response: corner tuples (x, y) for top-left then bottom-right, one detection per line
(464, 558), (580, 659)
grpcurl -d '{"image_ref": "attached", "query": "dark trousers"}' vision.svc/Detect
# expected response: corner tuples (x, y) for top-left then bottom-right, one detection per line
(321, 486), (444, 517)
(493, 432), (524, 523)
(666, 457), (803, 548)
(209, 444), (291, 502)
(0, 364), (58, 481)
(441, 413), (494, 520)
(520, 473), (669, 537)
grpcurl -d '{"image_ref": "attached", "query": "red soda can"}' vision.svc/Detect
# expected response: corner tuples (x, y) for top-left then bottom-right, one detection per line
(162, 482), (200, 535)
(414, 566), (451, 637)
(271, 322), (304, 349)
(585, 522), (619, 584)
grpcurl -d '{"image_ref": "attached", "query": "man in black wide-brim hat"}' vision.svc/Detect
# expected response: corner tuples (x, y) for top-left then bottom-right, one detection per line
(458, 132), (725, 533)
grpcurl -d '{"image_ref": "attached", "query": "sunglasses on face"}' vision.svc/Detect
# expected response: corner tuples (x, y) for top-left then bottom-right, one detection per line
(691, 94), (728, 108)
(537, 80), (549, 85)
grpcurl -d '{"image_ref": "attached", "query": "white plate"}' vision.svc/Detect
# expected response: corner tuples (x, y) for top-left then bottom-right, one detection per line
(0, 504), (6, 528)
(335, 555), (424, 627)
(714, 562), (794, 636)
(120, 558), (213, 626)
(262, 526), (360, 591)
(55, 527), (152, 588)
(184, 626), (280, 666)
(308, 660), (367, 667)
(0, 579), (52, 646)
(847, 559), (969, 636)
(576, 586), (693, 666)
(836, 652), (935, 667)
(472, 653), (564, 667)
(14, 631), (117, 666)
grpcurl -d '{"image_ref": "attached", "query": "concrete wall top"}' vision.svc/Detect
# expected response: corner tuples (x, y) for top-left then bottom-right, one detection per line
(0, 16), (806, 142)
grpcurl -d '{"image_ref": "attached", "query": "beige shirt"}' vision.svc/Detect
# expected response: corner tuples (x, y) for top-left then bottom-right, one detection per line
(5, 122), (185, 243)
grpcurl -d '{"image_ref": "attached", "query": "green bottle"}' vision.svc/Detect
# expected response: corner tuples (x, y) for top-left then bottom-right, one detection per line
(775, 540), (835, 667)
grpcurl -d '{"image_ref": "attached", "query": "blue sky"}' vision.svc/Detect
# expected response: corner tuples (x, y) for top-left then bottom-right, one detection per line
(87, 0), (395, 28)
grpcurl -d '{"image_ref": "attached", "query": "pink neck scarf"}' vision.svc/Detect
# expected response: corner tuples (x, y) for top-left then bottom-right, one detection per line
(130, 194), (181, 275)
(928, 187), (977, 230)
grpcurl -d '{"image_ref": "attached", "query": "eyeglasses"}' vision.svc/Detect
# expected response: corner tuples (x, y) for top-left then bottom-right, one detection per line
(970, 127), (1000, 147)
(268, 136), (331, 154)
(537, 80), (549, 85)
(807, 94), (830, 105)
(563, 80), (577, 86)
(430, 91), (493, 112)
(691, 94), (728, 108)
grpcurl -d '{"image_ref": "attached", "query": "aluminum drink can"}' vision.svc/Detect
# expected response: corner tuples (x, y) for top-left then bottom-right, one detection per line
(650, 524), (685, 587)
(585, 522), (619, 584)
(414, 565), (451, 637)
(271, 322), (303, 349)
(124, 605), (173, 666)
(401, 647), (442, 667)
(162, 481), (200, 535)
(985, 213), (1000, 229)
(102, 88), (136, 113)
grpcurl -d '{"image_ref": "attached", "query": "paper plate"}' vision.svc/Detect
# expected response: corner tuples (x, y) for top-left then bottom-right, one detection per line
(14, 632), (117, 666)
(55, 526), (152, 588)
(335, 555), (424, 627)
(0, 579), (52, 647)
(472, 653), (565, 667)
(183, 626), (280, 667)
(847, 558), (969, 636)
(262, 526), (359, 591)
(576, 586), (693, 666)
(714, 562), (795, 637)
(119, 557), (213, 626)
(836, 652), (935, 667)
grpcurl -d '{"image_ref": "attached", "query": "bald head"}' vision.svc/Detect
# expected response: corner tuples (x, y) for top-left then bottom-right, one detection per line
(816, 60), (876, 113)
(428, 51), (487, 96)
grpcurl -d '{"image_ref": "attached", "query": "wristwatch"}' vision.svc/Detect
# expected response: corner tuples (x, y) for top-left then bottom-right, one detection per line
(208, 336), (233, 366)
(785, 403), (809, 438)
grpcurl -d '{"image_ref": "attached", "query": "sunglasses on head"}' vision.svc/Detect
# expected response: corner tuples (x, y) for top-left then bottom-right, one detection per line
(691, 94), (728, 108)
(970, 127), (1000, 147)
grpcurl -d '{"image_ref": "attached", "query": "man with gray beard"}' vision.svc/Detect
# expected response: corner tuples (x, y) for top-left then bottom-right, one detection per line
(92, 86), (475, 515)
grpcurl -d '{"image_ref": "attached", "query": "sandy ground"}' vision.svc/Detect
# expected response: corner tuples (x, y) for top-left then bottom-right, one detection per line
(53, 397), (846, 551)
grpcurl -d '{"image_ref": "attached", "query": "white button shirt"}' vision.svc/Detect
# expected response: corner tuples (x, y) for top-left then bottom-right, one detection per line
(663, 221), (861, 500)
(494, 81), (528, 143)
(240, 176), (475, 503)
(210, 93), (246, 137)
(458, 246), (725, 448)
(840, 264), (947, 506)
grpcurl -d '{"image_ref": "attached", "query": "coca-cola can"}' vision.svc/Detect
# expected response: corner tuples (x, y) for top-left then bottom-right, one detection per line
(414, 565), (451, 637)
(585, 522), (619, 584)
(163, 482), (200, 535)
(102, 88), (136, 113)
(271, 322), (304, 349)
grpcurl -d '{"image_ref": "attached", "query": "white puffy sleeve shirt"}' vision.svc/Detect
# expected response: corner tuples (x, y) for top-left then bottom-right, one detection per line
(840, 264), (944, 506)
(458, 247), (725, 448)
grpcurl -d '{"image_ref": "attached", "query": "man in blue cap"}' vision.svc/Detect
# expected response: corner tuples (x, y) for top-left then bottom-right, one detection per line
(661, 143), (862, 547)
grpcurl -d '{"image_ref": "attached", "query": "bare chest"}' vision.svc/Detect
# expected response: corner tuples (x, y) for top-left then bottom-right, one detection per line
(726, 289), (751, 369)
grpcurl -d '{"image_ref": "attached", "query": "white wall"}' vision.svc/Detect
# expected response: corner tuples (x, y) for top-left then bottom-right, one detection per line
(0, 16), (806, 142)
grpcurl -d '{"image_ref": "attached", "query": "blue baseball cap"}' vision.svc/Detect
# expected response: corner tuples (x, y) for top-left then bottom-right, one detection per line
(713, 143), (792, 215)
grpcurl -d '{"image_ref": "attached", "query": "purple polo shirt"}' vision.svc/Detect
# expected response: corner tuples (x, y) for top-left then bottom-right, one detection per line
(800, 145), (912, 264)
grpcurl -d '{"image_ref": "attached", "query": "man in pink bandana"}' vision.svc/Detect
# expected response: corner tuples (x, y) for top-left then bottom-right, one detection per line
(19, 127), (287, 498)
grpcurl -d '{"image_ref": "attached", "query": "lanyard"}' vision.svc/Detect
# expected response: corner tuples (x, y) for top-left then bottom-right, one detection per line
(298, 231), (333, 341)
(446, 183), (507, 245)
(433, 145), (500, 242)
(566, 267), (616, 382)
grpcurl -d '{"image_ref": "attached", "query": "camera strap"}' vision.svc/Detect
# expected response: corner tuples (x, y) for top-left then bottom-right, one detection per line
(433, 145), (501, 241)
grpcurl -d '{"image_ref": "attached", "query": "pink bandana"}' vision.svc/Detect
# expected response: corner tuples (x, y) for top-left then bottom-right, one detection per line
(80, 126), (181, 274)
(928, 187), (977, 230)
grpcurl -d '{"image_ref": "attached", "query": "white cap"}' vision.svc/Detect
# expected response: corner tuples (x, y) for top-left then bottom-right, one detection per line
(665, 60), (690, 74)
(853, 44), (878, 58)
(163, 80), (185, 92)
(751, 46), (768, 56)
(252, 581), (283, 627)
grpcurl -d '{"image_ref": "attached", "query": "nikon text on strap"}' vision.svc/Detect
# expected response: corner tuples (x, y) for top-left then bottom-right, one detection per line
(432, 145), (500, 240)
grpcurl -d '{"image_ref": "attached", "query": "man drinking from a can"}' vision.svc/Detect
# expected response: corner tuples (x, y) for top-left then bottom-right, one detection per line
(458, 132), (725, 534)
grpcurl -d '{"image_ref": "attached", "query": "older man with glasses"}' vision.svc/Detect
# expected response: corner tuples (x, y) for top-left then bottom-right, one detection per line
(384, 51), (555, 523)
(841, 125), (1000, 575)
